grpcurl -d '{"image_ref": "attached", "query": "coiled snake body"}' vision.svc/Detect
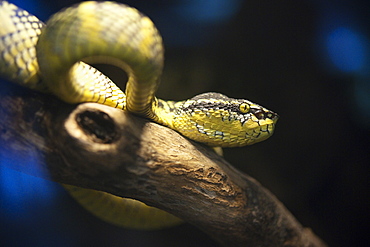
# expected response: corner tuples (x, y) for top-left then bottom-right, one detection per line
(0, 1), (278, 229)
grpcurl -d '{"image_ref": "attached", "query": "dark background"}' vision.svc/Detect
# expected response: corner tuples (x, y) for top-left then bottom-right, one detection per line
(1, 0), (369, 246)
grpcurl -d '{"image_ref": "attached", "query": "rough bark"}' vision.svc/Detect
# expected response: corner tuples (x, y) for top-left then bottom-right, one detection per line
(0, 83), (327, 247)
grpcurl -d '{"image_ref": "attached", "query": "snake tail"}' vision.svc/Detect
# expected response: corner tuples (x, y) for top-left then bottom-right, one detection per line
(64, 185), (182, 230)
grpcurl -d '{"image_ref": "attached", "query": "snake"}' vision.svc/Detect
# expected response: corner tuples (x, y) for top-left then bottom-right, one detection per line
(0, 1), (279, 230)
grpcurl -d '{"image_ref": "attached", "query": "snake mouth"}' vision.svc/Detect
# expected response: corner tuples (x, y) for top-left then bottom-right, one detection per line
(245, 122), (276, 144)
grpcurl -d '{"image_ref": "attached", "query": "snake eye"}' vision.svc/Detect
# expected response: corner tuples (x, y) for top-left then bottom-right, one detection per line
(239, 103), (250, 113)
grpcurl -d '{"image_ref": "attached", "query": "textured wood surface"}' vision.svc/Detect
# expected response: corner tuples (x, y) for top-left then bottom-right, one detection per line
(0, 83), (326, 247)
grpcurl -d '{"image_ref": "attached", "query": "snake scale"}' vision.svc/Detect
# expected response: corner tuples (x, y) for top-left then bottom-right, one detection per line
(0, 1), (278, 229)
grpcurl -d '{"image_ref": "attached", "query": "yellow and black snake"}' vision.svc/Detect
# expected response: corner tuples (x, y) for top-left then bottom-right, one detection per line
(0, 1), (279, 229)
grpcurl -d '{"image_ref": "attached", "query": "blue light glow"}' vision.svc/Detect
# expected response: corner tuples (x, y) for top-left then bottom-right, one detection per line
(0, 163), (57, 219)
(174, 0), (242, 24)
(326, 27), (367, 72)
(9, 0), (49, 21)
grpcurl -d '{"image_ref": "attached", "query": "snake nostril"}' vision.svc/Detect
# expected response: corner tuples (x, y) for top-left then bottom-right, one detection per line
(251, 109), (265, 119)
(266, 112), (279, 119)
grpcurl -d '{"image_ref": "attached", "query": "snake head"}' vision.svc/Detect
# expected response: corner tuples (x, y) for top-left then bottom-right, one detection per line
(173, 92), (279, 147)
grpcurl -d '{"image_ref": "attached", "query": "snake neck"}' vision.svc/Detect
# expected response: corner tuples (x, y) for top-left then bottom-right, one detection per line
(151, 99), (183, 129)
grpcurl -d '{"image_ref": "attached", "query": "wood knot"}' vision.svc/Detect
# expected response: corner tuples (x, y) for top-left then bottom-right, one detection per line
(76, 110), (118, 143)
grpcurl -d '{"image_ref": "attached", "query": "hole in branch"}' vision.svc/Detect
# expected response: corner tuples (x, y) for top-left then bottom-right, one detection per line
(76, 110), (118, 144)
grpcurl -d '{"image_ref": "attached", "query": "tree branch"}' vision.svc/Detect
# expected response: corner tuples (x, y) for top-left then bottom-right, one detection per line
(0, 83), (326, 247)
